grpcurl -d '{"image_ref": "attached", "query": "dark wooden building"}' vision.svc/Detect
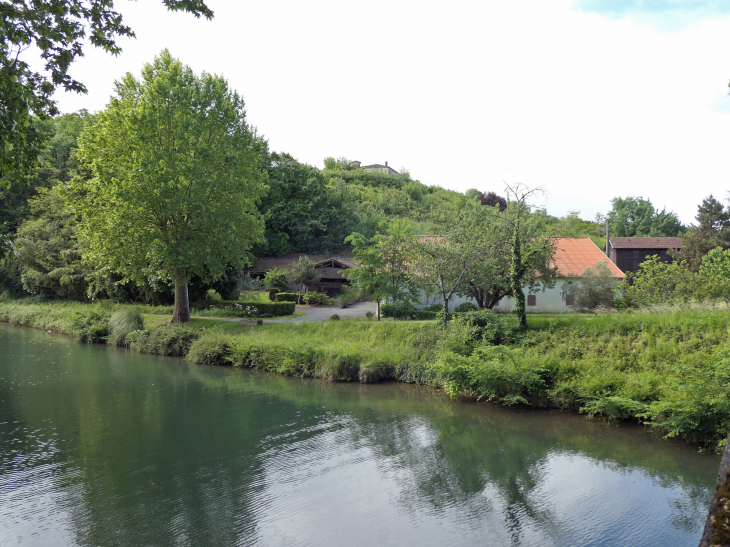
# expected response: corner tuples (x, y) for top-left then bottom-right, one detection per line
(312, 257), (356, 297)
(247, 253), (356, 297)
(607, 237), (683, 274)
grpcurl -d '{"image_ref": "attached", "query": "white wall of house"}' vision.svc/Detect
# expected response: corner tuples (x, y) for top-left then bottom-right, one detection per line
(412, 280), (577, 313)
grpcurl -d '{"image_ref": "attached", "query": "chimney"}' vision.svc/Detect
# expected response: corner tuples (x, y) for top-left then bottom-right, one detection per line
(385, 161), (388, 167)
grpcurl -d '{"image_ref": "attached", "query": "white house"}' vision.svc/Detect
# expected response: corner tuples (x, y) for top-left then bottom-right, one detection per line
(416, 237), (625, 313)
(360, 161), (399, 175)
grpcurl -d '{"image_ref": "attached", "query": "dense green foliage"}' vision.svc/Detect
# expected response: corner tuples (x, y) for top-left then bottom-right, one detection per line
(561, 262), (619, 310)
(607, 196), (684, 237)
(286, 256), (319, 303)
(673, 195), (730, 272)
(1, 0), (212, 186)
(65, 50), (267, 322)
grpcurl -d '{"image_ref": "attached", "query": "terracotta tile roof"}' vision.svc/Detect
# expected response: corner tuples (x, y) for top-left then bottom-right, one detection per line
(248, 252), (355, 274)
(609, 237), (683, 249)
(553, 237), (624, 278)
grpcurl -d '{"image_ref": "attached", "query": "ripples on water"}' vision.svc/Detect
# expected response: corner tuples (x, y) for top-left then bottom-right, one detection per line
(0, 324), (719, 546)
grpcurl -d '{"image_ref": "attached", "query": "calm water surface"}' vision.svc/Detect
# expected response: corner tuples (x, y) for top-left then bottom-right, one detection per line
(0, 323), (719, 546)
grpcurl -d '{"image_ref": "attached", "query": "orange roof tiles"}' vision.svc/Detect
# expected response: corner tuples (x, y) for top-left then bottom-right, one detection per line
(552, 237), (624, 278)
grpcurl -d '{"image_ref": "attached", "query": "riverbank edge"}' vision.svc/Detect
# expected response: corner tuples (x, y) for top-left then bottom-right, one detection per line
(3, 300), (730, 451)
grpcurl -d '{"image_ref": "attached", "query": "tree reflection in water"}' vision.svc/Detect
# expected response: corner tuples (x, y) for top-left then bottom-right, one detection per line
(0, 325), (719, 547)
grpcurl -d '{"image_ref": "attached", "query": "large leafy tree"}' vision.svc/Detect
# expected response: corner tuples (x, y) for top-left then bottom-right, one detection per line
(259, 152), (343, 255)
(345, 219), (420, 319)
(607, 196), (684, 237)
(65, 50), (266, 322)
(1, 0), (212, 186)
(672, 195), (730, 272)
(458, 198), (556, 310)
(13, 186), (87, 299)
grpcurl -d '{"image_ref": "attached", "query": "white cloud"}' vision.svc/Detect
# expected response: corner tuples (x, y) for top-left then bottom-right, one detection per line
(43, 0), (730, 224)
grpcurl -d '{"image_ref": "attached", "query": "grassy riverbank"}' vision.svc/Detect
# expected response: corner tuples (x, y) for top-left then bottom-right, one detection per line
(2, 299), (730, 450)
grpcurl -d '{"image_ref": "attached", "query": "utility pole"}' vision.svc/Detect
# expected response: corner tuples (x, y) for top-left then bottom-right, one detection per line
(605, 220), (610, 256)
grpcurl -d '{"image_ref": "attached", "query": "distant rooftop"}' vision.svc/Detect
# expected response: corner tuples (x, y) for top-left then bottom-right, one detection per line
(248, 252), (355, 274)
(609, 237), (683, 250)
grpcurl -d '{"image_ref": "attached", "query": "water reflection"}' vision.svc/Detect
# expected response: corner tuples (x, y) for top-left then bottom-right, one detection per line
(0, 324), (719, 546)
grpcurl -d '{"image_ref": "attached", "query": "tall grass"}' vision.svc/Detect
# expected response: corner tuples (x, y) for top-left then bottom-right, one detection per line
(4, 299), (730, 448)
(108, 309), (145, 346)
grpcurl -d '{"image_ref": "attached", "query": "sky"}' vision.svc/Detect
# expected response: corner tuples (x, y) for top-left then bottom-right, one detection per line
(41, 0), (730, 224)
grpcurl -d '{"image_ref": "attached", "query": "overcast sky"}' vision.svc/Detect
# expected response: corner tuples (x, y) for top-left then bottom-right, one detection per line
(45, 0), (730, 224)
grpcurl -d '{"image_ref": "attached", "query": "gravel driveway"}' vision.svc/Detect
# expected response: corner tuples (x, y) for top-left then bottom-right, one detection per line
(265, 300), (378, 322)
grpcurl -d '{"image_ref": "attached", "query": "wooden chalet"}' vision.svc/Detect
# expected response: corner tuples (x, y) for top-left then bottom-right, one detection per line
(312, 257), (357, 297)
(247, 253), (356, 297)
(606, 237), (683, 274)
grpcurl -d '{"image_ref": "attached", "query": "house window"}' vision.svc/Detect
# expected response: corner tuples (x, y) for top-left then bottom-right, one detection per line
(527, 295), (536, 306)
(565, 295), (574, 306)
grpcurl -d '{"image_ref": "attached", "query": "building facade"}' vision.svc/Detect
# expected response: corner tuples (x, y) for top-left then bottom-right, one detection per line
(606, 237), (683, 274)
(414, 237), (625, 313)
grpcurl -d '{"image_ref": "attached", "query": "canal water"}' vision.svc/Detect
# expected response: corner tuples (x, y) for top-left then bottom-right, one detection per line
(0, 323), (719, 546)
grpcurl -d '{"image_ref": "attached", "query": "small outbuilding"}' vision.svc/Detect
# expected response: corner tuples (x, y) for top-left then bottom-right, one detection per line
(247, 253), (356, 297)
(606, 237), (683, 274)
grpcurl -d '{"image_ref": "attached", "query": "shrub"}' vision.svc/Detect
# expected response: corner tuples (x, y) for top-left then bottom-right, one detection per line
(329, 314), (340, 321)
(454, 309), (505, 344)
(131, 325), (200, 356)
(187, 334), (233, 366)
(70, 309), (110, 344)
(193, 301), (293, 317)
(244, 302), (294, 316)
(457, 302), (478, 313)
(302, 292), (329, 305)
(366, 311), (374, 320)
(435, 346), (552, 406)
(263, 267), (289, 293)
(336, 285), (359, 308)
(108, 308), (144, 347)
(275, 292), (298, 302)
(381, 303), (438, 320)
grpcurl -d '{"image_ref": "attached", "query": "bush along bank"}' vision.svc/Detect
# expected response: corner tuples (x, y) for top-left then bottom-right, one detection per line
(3, 300), (730, 450)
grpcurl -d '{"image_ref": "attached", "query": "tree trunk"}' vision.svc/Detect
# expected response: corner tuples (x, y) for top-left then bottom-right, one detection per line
(441, 297), (450, 327)
(377, 299), (380, 320)
(510, 223), (527, 330)
(298, 282), (303, 304)
(171, 270), (190, 323)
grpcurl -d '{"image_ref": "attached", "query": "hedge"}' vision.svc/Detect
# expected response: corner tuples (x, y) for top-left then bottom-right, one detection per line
(245, 301), (295, 316)
(194, 301), (295, 317)
(276, 293), (298, 302)
(381, 303), (438, 320)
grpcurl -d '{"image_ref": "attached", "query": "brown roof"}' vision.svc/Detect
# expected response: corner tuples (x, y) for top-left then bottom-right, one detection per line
(553, 238), (624, 278)
(609, 237), (683, 249)
(314, 257), (357, 269)
(248, 252), (355, 274)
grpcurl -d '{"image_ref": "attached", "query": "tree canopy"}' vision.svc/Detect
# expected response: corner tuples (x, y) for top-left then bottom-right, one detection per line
(64, 50), (266, 322)
(607, 196), (684, 237)
(1, 0), (212, 186)
(672, 195), (730, 271)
